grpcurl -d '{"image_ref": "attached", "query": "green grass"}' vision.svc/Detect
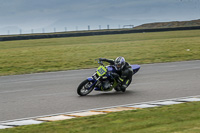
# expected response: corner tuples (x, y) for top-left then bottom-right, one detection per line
(1, 101), (200, 133)
(1, 30), (200, 132)
(0, 30), (200, 76)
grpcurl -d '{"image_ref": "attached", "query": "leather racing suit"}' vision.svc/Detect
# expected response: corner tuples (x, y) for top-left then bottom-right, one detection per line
(99, 58), (133, 92)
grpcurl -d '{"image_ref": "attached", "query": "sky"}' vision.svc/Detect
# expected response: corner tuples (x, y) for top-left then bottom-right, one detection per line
(0, 0), (200, 35)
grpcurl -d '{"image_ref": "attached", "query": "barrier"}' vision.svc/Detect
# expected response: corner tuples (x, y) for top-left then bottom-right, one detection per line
(1, 26), (200, 41)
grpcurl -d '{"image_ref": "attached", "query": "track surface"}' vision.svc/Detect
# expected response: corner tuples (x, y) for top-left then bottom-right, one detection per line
(0, 60), (200, 122)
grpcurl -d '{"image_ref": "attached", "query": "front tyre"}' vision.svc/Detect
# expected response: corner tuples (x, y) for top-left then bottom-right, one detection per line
(77, 79), (94, 96)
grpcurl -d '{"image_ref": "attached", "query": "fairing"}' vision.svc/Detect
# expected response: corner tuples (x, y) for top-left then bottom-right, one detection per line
(106, 65), (116, 73)
(131, 65), (140, 75)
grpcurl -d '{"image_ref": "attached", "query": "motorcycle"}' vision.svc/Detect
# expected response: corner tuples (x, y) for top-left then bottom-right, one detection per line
(77, 59), (140, 96)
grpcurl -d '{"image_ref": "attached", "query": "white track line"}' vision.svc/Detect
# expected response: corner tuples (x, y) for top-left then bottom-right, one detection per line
(1, 95), (200, 124)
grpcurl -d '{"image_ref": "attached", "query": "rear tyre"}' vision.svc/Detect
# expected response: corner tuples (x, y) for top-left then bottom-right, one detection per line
(77, 79), (94, 96)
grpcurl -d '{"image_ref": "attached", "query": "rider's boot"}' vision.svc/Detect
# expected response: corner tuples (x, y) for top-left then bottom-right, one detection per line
(114, 85), (121, 91)
(120, 84), (127, 92)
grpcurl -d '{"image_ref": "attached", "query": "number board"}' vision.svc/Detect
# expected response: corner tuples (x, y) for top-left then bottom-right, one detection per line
(98, 68), (105, 75)
(97, 66), (107, 76)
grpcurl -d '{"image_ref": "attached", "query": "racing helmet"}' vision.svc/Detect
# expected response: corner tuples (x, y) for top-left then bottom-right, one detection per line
(114, 56), (125, 71)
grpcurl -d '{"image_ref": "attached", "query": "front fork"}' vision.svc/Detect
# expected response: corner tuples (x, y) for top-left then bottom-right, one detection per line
(88, 77), (104, 90)
(87, 77), (98, 90)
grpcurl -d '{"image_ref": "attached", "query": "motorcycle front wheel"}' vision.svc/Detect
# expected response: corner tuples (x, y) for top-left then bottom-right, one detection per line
(77, 79), (94, 96)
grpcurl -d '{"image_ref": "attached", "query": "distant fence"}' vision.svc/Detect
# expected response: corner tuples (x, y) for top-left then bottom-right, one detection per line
(1, 26), (200, 41)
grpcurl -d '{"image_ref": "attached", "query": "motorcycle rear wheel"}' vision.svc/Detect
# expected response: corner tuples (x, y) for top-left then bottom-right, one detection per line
(77, 79), (94, 96)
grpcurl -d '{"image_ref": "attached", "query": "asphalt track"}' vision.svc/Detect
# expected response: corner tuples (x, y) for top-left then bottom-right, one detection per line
(0, 60), (200, 122)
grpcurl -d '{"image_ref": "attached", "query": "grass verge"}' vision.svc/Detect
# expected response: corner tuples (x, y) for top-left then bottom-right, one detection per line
(1, 101), (200, 133)
(0, 30), (200, 76)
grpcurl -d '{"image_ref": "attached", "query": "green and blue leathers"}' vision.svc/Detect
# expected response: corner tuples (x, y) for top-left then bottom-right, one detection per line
(77, 59), (140, 96)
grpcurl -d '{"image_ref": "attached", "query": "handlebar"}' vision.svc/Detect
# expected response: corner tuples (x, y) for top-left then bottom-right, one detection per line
(95, 59), (104, 66)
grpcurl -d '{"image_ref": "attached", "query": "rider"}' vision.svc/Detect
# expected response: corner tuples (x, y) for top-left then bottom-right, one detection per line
(99, 56), (133, 92)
